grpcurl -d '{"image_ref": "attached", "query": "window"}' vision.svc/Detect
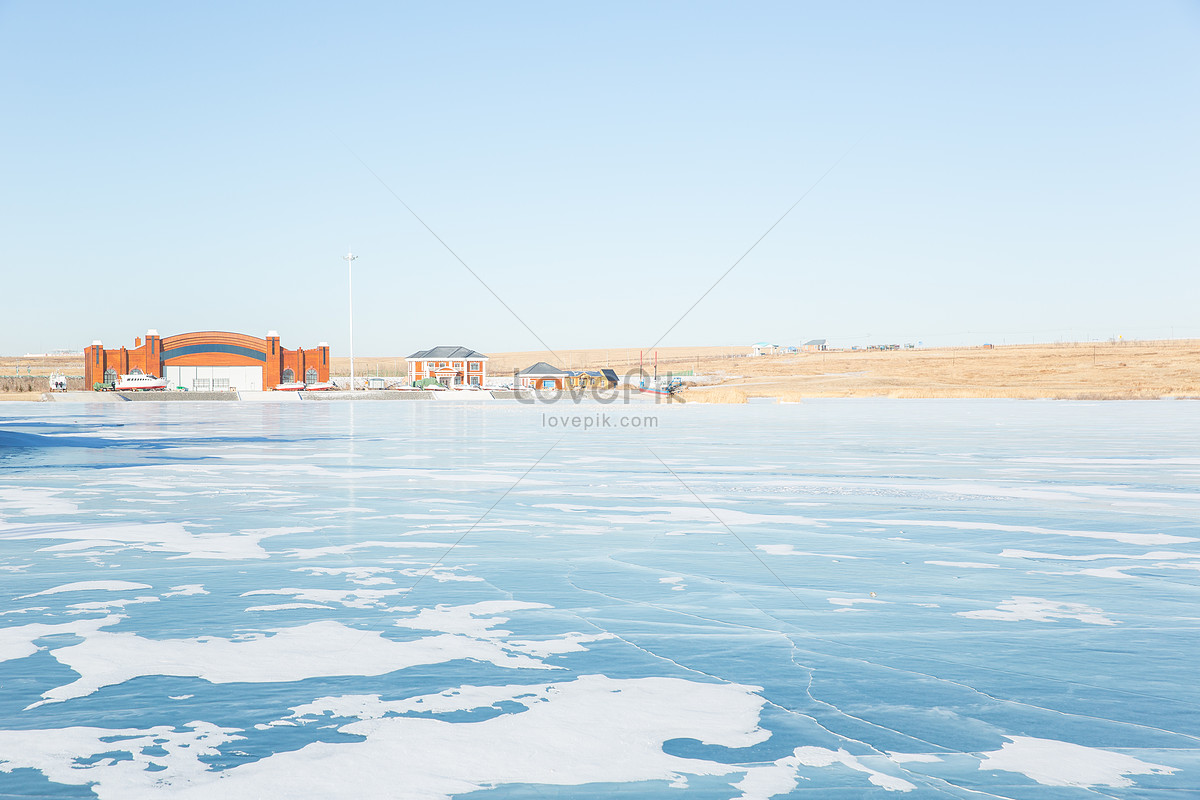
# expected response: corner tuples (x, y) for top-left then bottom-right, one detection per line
(282, 368), (295, 383)
(130, 368), (143, 375)
(453, 361), (463, 369)
(212, 377), (230, 391)
(305, 368), (318, 383)
(469, 376), (480, 386)
(193, 378), (211, 391)
(103, 368), (117, 384)
(438, 361), (447, 368)
(469, 361), (480, 371)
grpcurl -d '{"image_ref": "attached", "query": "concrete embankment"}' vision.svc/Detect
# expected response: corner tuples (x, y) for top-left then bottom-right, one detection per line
(43, 391), (238, 402)
(39, 388), (665, 403)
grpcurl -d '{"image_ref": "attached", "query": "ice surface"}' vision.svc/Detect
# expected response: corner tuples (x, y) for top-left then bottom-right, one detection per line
(1, 399), (1197, 797)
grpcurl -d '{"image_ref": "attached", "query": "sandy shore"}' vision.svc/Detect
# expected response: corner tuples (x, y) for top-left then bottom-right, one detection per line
(4, 340), (1198, 401)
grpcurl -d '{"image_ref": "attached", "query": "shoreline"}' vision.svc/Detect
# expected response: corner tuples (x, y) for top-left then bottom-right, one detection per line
(3, 339), (1197, 402)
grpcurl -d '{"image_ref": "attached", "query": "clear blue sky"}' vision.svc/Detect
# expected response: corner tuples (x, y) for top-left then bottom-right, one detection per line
(1, 1), (1196, 355)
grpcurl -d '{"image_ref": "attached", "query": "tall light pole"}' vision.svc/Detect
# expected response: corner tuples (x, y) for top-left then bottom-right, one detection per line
(344, 249), (358, 392)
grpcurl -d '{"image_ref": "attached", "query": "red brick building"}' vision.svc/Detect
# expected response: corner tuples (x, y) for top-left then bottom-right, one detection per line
(84, 330), (330, 391)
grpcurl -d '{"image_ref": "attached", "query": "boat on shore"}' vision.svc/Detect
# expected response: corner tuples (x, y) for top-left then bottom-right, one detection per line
(303, 382), (335, 391)
(274, 382), (305, 391)
(116, 373), (168, 391)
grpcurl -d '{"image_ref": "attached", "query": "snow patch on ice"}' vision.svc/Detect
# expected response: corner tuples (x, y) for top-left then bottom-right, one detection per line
(0, 616), (119, 662)
(393, 601), (549, 638)
(735, 747), (916, 796)
(178, 675), (769, 800)
(978, 736), (1174, 787)
(33, 617), (569, 706)
(245, 603), (333, 612)
(758, 544), (857, 559)
(241, 587), (410, 610)
(825, 518), (1195, 546)
(1, 522), (307, 560)
(66, 596), (159, 614)
(1000, 549), (1196, 562)
(19, 580), (152, 598)
(292, 566), (396, 585)
(957, 596), (1118, 625)
(0, 487), (79, 518)
(791, 747), (916, 791)
(0, 721), (241, 798)
(283, 541), (454, 559)
(163, 584), (208, 597)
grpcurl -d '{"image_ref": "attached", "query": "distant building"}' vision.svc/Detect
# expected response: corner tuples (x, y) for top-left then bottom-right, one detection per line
(567, 369), (619, 389)
(802, 339), (827, 352)
(83, 330), (329, 392)
(516, 362), (570, 390)
(751, 342), (778, 357)
(407, 346), (489, 387)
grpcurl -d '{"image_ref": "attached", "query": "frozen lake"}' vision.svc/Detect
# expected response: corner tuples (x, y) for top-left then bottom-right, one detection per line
(1, 399), (1197, 798)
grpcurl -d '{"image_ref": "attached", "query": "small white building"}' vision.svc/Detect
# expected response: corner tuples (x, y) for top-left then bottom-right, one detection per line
(751, 342), (778, 357)
(407, 346), (489, 387)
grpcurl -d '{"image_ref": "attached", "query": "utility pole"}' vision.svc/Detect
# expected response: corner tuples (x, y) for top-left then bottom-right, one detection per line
(344, 249), (358, 392)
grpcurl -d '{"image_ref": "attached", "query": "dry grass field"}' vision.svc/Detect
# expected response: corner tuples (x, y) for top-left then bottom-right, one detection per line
(339, 339), (1200, 400)
(697, 339), (1200, 400)
(4, 340), (1197, 400)
(0, 355), (86, 397)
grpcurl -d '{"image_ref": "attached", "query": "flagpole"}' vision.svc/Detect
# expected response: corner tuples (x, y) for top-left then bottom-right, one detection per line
(344, 249), (358, 392)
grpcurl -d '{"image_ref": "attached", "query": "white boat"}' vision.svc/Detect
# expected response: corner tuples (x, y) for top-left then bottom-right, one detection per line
(274, 382), (306, 391)
(303, 382), (335, 391)
(116, 373), (168, 391)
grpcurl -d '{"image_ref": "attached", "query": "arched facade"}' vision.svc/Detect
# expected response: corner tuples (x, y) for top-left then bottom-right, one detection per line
(84, 330), (331, 391)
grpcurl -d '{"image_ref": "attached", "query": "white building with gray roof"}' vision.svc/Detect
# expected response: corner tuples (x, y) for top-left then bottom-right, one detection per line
(407, 346), (489, 387)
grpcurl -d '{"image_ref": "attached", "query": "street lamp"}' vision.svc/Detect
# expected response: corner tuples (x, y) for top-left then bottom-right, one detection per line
(344, 249), (358, 392)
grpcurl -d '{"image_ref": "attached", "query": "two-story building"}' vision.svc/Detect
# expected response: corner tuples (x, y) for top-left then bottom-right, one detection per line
(407, 346), (489, 387)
